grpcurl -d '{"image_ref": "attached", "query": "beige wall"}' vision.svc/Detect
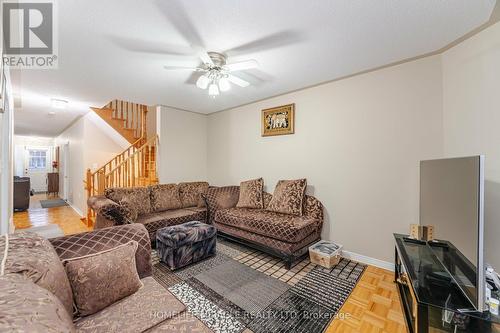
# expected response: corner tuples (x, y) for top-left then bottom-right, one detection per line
(157, 106), (208, 184)
(57, 119), (86, 215)
(0, 64), (14, 234)
(207, 56), (444, 263)
(442, 21), (500, 270)
(56, 113), (127, 215)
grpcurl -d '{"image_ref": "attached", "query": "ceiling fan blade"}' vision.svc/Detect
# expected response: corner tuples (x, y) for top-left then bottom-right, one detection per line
(163, 66), (202, 71)
(225, 30), (304, 56)
(155, 0), (205, 49)
(197, 49), (214, 66)
(227, 74), (250, 87)
(224, 59), (259, 71)
(108, 35), (193, 56)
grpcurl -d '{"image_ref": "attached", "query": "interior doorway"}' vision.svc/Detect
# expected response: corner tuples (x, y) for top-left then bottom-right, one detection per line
(23, 146), (53, 193)
(59, 143), (70, 200)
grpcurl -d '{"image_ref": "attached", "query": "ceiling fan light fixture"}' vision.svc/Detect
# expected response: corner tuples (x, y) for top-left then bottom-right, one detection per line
(208, 83), (219, 96)
(219, 77), (230, 92)
(196, 75), (210, 89)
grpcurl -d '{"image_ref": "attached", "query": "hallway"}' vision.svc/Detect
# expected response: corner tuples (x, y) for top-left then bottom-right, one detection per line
(13, 193), (91, 235)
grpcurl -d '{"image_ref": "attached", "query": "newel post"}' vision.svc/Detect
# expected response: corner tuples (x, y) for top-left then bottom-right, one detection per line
(85, 168), (92, 227)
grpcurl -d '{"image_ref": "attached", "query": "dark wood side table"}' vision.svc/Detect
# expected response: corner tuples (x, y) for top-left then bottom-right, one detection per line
(47, 172), (59, 197)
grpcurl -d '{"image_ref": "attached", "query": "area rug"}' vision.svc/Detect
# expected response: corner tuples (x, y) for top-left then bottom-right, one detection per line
(152, 238), (366, 333)
(194, 260), (290, 314)
(40, 198), (68, 208)
(15, 224), (64, 239)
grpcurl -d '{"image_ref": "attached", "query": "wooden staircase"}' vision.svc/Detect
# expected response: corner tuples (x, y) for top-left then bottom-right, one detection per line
(90, 100), (148, 145)
(84, 100), (159, 227)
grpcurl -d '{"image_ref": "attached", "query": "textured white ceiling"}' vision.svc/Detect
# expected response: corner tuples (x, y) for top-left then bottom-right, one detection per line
(12, 0), (497, 136)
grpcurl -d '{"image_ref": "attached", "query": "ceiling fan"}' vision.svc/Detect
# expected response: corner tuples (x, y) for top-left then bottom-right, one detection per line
(163, 50), (258, 96)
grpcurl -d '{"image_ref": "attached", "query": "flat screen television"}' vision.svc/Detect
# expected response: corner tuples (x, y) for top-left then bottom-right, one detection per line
(420, 155), (485, 311)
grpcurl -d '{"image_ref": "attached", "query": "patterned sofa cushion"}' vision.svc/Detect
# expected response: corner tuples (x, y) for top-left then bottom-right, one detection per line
(50, 224), (152, 279)
(178, 182), (209, 208)
(137, 209), (207, 243)
(150, 184), (182, 212)
(216, 222), (320, 256)
(204, 186), (240, 224)
(236, 178), (264, 209)
(0, 232), (74, 317)
(63, 241), (142, 316)
(215, 207), (318, 243)
(267, 179), (307, 216)
(74, 277), (185, 333)
(105, 186), (151, 215)
(88, 195), (128, 228)
(0, 274), (76, 333)
(119, 197), (139, 222)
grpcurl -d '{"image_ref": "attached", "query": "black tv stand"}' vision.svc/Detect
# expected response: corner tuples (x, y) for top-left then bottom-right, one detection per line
(427, 240), (450, 248)
(394, 233), (499, 332)
(403, 237), (427, 245)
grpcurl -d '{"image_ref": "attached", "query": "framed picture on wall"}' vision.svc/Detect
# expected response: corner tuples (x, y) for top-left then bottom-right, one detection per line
(261, 103), (295, 137)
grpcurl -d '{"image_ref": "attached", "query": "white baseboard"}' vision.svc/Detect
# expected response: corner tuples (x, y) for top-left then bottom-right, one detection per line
(342, 250), (395, 271)
(67, 201), (84, 218)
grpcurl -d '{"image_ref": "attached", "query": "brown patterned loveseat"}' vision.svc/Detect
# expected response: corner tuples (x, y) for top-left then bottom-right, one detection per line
(88, 182), (209, 244)
(204, 186), (324, 269)
(0, 224), (212, 332)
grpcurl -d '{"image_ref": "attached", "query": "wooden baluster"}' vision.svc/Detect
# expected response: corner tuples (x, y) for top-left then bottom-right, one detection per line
(138, 150), (142, 179)
(118, 164), (121, 188)
(136, 104), (139, 138)
(98, 169), (105, 195)
(126, 158), (129, 187)
(131, 103), (135, 136)
(143, 106), (147, 139)
(85, 169), (92, 226)
(131, 154), (136, 187)
(148, 144), (152, 184)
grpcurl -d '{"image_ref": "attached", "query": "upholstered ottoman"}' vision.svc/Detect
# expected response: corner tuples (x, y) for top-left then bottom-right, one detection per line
(156, 221), (216, 270)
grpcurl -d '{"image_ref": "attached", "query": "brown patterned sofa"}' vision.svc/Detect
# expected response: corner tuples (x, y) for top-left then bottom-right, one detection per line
(88, 182), (209, 245)
(0, 224), (211, 332)
(204, 186), (324, 269)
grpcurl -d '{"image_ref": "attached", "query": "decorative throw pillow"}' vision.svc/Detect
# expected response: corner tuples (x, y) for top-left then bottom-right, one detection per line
(0, 274), (76, 333)
(63, 241), (142, 316)
(0, 232), (74, 317)
(104, 187), (151, 215)
(266, 179), (307, 216)
(98, 201), (129, 226)
(149, 184), (182, 212)
(236, 178), (264, 209)
(178, 182), (209, 208)
(119, 197), (138, 223)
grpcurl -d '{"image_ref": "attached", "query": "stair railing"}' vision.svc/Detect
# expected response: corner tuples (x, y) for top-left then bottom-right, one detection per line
(105, 100), (148, 140)
(84, 134), (159, 226)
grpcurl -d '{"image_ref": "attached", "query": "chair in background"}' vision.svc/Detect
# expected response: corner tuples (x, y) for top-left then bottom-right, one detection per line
(14, 177), (31, 211)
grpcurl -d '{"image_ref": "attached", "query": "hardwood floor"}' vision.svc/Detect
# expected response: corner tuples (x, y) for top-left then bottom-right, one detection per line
(326, 265), (407, 333)
(13, 194), (407, 332)
(13, 193), (91, 235)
